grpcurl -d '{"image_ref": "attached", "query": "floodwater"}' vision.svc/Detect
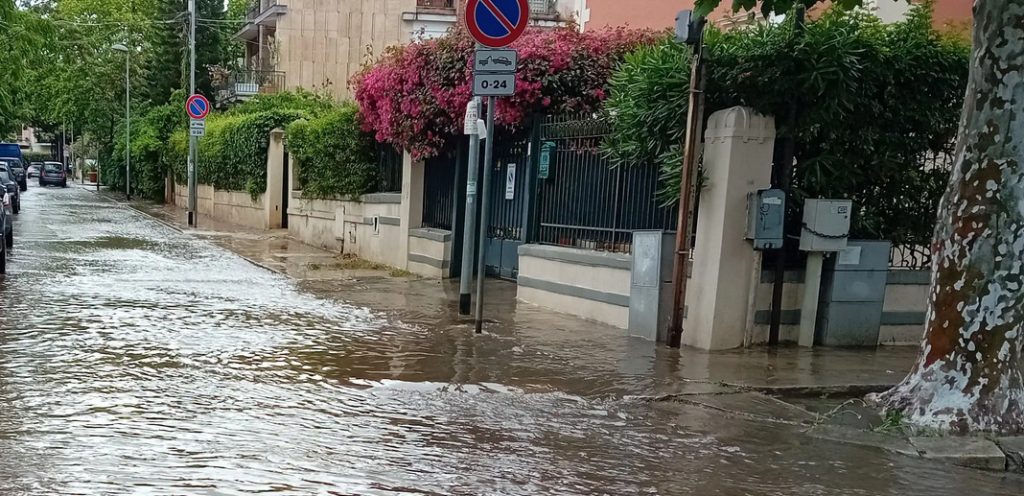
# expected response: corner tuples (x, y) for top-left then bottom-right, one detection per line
(0, 186), (1019, 495)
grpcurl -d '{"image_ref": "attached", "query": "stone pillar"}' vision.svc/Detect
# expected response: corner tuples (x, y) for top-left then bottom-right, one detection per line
(682, 106), (776, 350)
(265, 128), (285, 229)
(399, 151), (424, 270)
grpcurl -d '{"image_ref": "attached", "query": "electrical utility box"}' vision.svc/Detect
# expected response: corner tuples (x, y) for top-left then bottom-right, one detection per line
(629, 231), (676, 343)
(746, 189), (785, 250)
(799, 199), (852, 252)
(816, 240), (892, 347)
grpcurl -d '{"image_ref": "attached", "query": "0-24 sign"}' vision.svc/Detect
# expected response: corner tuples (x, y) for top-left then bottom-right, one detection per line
(474, 73), (515, 97)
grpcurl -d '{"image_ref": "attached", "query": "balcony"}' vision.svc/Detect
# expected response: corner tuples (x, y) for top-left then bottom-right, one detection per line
(407, 0), (561, 36)
(414, 0), (559, 17)
(214, 70), (286, 107)
(236, 0), (288, 41)
(416, 0), (454, 8)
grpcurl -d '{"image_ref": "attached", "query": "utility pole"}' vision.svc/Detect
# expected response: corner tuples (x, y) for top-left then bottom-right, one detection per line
(668, 12), (707, 348)
(125, 43), (132, 200)
(768, 6), (806, 346)
(459, 97), (483, 315)
(187, 0), (198, 227)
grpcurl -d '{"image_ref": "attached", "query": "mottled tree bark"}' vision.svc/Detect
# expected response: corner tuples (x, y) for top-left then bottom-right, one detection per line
(873, 0), (1024, 434)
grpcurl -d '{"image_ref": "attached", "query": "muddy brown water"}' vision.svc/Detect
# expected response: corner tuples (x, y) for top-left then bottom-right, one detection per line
(0, 187), (1019, 495)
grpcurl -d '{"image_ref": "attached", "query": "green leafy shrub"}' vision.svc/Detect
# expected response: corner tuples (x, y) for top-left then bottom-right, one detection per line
(286, 104), (377, 199)
(603, 6), (969, 245)
(107, 92), (187, 201)
(226, 89), (335, 117)
(171, 109), (307, 199)
(23, 151), (54, 163)
(161, 90), (334, 199)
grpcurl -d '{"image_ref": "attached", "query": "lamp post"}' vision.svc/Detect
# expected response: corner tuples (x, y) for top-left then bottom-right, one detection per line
(112, 43), (131, 200)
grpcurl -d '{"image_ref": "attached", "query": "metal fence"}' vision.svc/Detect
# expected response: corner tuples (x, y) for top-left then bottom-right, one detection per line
(247, 0), (284, 21)
(536, 115), (677, 253)
(422, 151), (458, 230)
(417, 0), (455, 8)
(374, 145), (403, 193)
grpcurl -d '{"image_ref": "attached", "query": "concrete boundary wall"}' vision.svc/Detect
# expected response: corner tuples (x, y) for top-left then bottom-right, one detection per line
(173, 183), (269, 230)
(514, 241), (930, 347)
(287, 192), (405, 269)
(750, 269), (931, 346)
(408, 228), (452, 278)
(517, 244), (632, 328)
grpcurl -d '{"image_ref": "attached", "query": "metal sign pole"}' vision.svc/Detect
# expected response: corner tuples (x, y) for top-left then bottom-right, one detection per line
(459, 97), (483, 315)
(474, 96), (497, 333)
(187, 0), (198, 227)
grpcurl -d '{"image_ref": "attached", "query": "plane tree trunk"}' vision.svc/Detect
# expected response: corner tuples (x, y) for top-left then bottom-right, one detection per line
(873, 0), (1024, 434)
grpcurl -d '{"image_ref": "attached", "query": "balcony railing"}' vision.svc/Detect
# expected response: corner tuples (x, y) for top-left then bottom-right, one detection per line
(417, 0), (454, 8)
(247, 0), (286, 22)
(416, 0), (557, 16)
(215, 70), (286, 105)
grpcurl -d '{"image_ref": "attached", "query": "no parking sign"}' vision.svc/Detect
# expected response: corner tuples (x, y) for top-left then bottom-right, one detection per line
(465, 0), (530, 48)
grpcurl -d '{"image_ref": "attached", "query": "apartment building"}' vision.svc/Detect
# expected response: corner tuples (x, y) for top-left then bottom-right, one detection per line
(576, 0), (972, 32)
(226, 0), (573, 104)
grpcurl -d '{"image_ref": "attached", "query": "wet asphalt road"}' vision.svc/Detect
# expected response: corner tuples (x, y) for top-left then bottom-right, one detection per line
(0, 186), (1020, 495)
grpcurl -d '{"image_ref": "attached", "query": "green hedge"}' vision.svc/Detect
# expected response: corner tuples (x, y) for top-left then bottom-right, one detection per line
(170, 109), (308, 199)
(286, 104), (377, 199)
(603, 6), (969, 246)
(23, 151), (54, 163)
(107, 93), (187, 201)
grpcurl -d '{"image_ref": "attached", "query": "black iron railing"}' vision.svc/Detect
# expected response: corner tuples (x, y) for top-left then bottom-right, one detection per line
(247, 0), (285, 21)
(375, 145), (403, 193)
(422, 151), (458, 230)
(417, 0), (557, 16)
(417, 0), (455, 8)
(536, 115), (677, 253)
(223, 69), (285, 99)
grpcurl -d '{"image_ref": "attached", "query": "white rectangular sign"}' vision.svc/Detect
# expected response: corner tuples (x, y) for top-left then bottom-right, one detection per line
(190, 119), (206, 136)
(474, 74), (516, 97)
(505, 163), (516, 200)
(474, 49), (518, 74)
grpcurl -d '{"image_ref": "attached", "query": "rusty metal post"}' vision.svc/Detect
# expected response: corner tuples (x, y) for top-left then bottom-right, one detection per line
(668, 37), (707, 348)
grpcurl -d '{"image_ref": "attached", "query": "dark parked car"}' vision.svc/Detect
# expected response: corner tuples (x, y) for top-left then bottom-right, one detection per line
(0, 188), (9, 273)
(1, 157), (28, 191)
(0, 163), (21, 214)
(40, 162), (67, 188)
(27, 162), (42, 178)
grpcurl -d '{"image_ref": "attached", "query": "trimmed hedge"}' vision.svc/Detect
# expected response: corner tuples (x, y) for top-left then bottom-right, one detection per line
(170, 109), (307, 199)
(286, 104), (376, 199)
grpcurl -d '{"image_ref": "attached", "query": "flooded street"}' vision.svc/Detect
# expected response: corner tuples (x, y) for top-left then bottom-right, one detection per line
(0, 186), (1020, 495)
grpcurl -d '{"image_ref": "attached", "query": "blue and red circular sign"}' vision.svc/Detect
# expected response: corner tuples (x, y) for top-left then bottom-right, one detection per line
(466, 0), (530, 48)
(186, 94), (211, 120)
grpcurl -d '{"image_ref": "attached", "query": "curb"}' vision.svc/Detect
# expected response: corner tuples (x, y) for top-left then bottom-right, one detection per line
(744, 383), (897, 398)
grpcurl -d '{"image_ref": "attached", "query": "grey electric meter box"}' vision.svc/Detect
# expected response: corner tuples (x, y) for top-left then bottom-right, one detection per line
(746, 189), (786, 250)
(800, 199), (852, 252)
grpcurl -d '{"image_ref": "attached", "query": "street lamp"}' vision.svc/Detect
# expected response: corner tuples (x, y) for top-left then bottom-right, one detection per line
(112, 43), (131, 200)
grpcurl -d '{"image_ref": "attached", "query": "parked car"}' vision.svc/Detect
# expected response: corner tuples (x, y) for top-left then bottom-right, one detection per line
(39, 162), (67, 188)
(0, 163), (21, 214)
(27, 162), (42, 178)
(0, 189), (9, 273)
(1, 157), (28, 191)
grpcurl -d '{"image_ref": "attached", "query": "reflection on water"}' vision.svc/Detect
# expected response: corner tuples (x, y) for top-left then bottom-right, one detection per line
(0, 188), (1019, 495)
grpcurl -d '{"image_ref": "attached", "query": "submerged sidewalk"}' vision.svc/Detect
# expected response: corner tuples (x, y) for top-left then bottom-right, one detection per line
(108, 196), (921, 396)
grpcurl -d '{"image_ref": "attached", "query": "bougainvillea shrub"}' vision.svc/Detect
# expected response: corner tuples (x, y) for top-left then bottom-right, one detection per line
(353, 27), (656, 159)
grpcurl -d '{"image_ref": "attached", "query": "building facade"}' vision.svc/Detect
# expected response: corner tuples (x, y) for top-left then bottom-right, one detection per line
(228, 0), (574, 103)
(577, 0), (972, 32)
